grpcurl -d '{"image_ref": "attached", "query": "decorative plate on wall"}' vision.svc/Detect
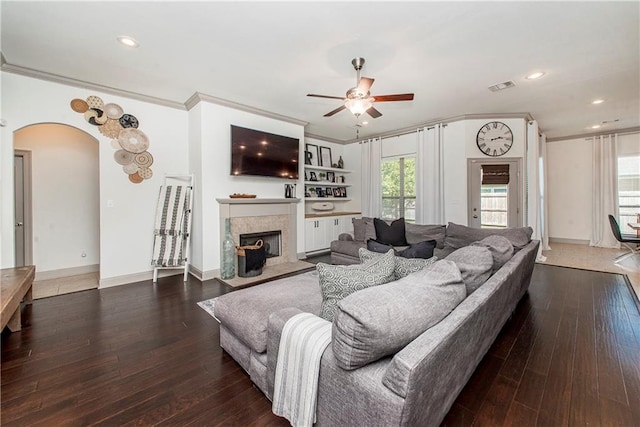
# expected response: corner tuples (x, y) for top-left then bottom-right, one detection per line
(118, 128), (149, 154)
(128, 172), (144, 183)
(123, 163), (139, 174)
(114, 149), (135, 165)
(103, 103), (124, 120)
(70, 98), (89, 113)
(98, 118), (124, 138)
(119, 114), (139, 129)
(84, 108), (108, 125)
(86, 95), (104, 109)
(134, 151), (153, 168)
(138, 167), (153, 179)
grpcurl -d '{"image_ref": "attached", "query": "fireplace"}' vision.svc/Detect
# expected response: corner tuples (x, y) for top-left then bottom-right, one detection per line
(217, 198), (300, 268)
(239, 230), (281, 259)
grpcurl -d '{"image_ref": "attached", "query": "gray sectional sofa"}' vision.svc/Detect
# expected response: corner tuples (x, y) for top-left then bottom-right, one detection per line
(214, 222), (539, 426)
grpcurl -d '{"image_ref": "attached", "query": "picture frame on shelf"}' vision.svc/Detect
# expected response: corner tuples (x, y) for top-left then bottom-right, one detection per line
(317, 188), (325, 198)
(308, 187), (317, 197)
(325, 187), (334, 197)
(319, 146), (332, 167)
(309, 171), (317, 181)
(326, 171), (335, 182)
(305, 143), (319, 166)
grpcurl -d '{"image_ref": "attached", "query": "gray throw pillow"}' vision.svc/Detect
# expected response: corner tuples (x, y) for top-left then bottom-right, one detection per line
(352, 217), (366, 242)
(471, 235), (514, 271)
(445, 246), (493, 294)
(359, 247), (438, 279)
(332, 259), (466, 370)
(317, 249), (395, 321)
(444, 222), (533, 251)
(405, 223), (446, 249)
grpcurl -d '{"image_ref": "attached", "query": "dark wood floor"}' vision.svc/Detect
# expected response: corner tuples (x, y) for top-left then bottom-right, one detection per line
(2, 264), (639, 426)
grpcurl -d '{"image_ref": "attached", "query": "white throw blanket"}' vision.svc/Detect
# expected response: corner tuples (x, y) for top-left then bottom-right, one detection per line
(272, 313), (332, 427)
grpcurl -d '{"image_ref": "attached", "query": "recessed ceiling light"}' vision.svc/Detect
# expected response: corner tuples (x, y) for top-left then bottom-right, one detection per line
(117, 36), (139, 48)
(526, 72), (545, 80)
(361, 121), (369, 125)
(591, 125), (601, 129)
(592, 99), (605, 105)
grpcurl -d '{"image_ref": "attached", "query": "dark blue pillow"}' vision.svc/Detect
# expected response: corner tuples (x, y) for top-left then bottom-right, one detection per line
(396, 240), (437, 259)
(367, 238), (394, 254)
(374, 218), (407, 246)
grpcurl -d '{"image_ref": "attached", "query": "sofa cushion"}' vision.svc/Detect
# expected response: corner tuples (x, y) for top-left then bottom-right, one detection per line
(444, 222), (533, 251)
(213, 271), (322, 354)
(366, 238), (436, 260)
(445, 246), (493, 294)
(405, 223), (446, 249)
(330, 239), (366, 259)
(470, 235), (514, 271)
(374, 218), (407, 246)
(397, 240), (437, 259)
(359, 248), (438, 279)
(317, 249), (396, 321)
(352, 217), (376, 242)
(332, 259), (466, 370)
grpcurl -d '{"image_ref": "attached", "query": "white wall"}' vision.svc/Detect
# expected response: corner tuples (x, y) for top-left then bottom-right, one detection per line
(191, 101), (305, 276)
(547, 132), (640, 242)
(1, 72), (189, 285)
(14, 124), (100, 273)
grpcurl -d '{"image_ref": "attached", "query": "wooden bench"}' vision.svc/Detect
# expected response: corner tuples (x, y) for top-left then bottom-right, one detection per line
(1, 265), (35, 332)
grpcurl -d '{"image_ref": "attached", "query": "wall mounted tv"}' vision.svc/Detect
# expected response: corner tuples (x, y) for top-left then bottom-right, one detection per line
(230, 125), (299, 180)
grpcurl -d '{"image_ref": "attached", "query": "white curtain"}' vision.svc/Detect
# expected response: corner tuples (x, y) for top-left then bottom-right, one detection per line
(360, 137), (382, 218)
(539, 133), (551, 251)
(526, 121), (550, 261)
(590, 134), (620, 248)
(416, 125), (445, 224)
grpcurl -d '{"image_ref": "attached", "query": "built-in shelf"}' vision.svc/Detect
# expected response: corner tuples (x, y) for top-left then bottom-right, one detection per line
(304, 165), (352, 174)
(304, 181), (351, 187)
(305, 197), (352, 202)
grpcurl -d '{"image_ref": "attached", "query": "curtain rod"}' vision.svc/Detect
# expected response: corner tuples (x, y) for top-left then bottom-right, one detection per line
(584, 129), (640, 140)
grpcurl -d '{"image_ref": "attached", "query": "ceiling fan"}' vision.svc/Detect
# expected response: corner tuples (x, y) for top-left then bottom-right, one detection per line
(307, 57), (414, 119)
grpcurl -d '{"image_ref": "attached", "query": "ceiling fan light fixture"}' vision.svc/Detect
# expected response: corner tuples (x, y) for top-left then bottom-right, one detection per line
(345, 97), (373, 116)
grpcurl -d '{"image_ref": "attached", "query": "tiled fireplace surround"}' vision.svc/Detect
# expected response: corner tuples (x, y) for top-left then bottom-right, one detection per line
(216, 198), (299, 268)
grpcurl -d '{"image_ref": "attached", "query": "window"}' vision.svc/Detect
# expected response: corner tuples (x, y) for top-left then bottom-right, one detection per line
(618, 154), (640, 235)
(381, 156), (416, 222)
(480, 185), (508, 228)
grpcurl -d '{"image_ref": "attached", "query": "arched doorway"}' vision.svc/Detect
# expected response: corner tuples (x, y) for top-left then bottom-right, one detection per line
(14, 123), (100, 297)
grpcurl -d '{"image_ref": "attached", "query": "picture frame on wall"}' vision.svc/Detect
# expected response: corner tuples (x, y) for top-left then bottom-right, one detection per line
(326, 171), (335, 182)
(319, 146), (332, 167)
(305, 143), (319, 166)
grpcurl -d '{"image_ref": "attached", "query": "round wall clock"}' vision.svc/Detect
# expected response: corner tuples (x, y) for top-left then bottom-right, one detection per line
(476, 121), (513, 157)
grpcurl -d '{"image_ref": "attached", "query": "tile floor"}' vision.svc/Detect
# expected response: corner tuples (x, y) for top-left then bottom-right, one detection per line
(539, 242), (640, 299)
(31, 243), (640, 301)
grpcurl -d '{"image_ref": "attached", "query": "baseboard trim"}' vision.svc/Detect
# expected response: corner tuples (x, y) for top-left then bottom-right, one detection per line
(99, 270), (182, 288)
(189, 265), (219, 281)
(36, 264), (99, 281)
(549, 237), (590, 246)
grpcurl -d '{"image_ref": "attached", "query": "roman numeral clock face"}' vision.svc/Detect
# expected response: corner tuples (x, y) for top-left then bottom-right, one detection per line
(476, 121), (513, 157)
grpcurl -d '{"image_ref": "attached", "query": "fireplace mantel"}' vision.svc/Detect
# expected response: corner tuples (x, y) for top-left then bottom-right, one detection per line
(216, 198), (300, 205)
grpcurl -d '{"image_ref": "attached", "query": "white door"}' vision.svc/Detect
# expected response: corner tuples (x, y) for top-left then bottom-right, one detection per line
(468, 159), (522, 228)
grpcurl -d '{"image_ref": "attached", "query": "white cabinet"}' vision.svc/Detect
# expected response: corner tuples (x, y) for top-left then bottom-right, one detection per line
(305, 215), (357, 253)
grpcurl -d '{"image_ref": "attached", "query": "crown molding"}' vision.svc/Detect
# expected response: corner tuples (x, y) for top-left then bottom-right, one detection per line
(1, 61), (187, 110)
(303, 133), (345, 145)
(546, 126), (640, 142)
(339, 112), (536, 144)
(185, 92), (308, 127)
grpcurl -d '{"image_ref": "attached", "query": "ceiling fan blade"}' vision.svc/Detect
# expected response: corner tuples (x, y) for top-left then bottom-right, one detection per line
(366, 106), (382, 118)
(307, 94), (346, 100)
(372, 93), (415, 102)
(324, 105), (347, 117)
(357, 77), (374, 93)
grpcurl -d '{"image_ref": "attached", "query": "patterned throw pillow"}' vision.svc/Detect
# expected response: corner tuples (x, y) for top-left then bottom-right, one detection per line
(317, 249), (396, 321)
(359, 248), (438, 279)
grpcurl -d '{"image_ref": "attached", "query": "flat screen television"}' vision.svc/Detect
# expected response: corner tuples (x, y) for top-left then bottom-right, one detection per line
(230, 125), (299, 180)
